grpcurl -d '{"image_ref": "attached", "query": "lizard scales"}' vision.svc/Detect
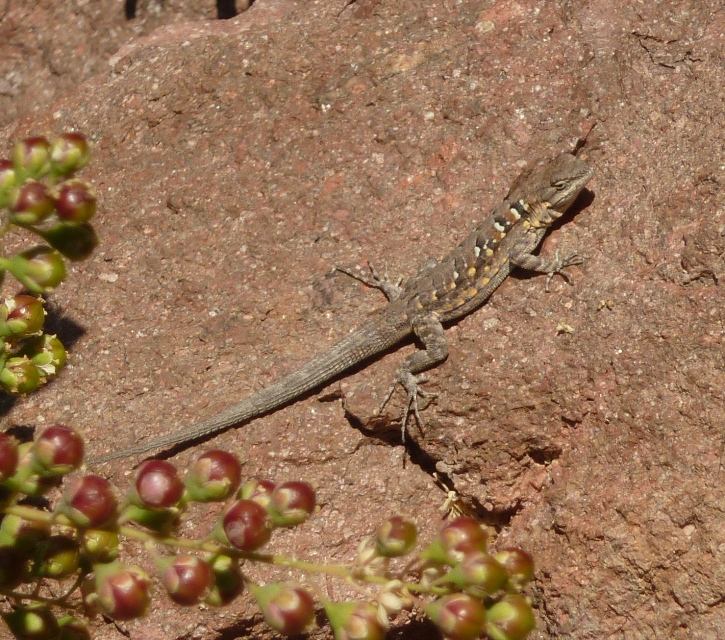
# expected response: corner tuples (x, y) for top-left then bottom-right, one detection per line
(92, 153), (593, 463)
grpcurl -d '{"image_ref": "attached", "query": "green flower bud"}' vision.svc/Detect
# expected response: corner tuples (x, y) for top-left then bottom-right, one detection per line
(0, 356), (42, 394)
(57, 616), (92, 640)
(9, 246), (67, 292)
(21, 333), (67, 378)
(324, 601), (386, 640)
(35, 535), (81, 580)
(486, 594), (536, 640)
(204, 554), (243, 606)
(13, 136), (51, 179)
(238, 478), (276, 506)
(0, 512), (51, 552)
(0, 158), (18, 207)
(38, 221), (98, 261)
(80, 529), (120, 565)
(50, 132), (91, 176)
(2, 605), (60, 640)
(3, 442), (58, 497)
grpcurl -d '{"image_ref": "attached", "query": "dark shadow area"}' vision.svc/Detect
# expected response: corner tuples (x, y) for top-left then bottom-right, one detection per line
(124, 0), (137, 20)
(213, 607), (443, 640)
(217, 0), (238, 20)
(5, 423), (35, 443)
(124, 0), (254, 20)
(388, 617), (442, 640)
(42, 299), (87, 351)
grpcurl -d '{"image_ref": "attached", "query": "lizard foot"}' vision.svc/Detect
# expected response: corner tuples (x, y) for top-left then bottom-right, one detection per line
(545, 250), (583, 292)
(379, 370), (438, 441)
(335, 260), (403, 302)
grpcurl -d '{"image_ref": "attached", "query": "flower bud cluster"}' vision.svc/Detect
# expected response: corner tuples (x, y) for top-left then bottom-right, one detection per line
(418, 517), (536, 640)
(353, 515), (537, 640)
(0, 132), (98, 398)
(0, 294), (66, 395)
(0, 425), (537, 640)
(0, 133), (98, 297)
(0, 425), (319, 637)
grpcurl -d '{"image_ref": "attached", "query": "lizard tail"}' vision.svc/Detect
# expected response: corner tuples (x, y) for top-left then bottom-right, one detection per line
(89, 313), (408, 463)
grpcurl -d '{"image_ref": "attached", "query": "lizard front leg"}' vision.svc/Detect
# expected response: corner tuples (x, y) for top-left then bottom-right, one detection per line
(509, 249), (583, 292)
(379, 312), (448, 440)
(335, 260), (404, 301)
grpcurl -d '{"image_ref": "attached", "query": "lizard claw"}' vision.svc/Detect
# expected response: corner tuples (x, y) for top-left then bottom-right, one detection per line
(379, 371), (437, 442)
(545, 250), (583, 292)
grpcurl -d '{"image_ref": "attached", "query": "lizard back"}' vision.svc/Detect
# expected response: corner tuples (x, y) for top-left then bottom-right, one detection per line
(396, 153), (593, 323)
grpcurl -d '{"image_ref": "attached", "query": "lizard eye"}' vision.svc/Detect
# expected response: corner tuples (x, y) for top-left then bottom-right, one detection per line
(553, 180), (568, 191)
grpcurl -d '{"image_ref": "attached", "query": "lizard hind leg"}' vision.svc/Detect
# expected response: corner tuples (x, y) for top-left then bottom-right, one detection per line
(379, 312), (448, 441)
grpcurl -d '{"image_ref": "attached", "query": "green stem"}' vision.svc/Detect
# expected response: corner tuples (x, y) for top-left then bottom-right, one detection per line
(3, 505), (450, 597)
(0, 588), (80, 611)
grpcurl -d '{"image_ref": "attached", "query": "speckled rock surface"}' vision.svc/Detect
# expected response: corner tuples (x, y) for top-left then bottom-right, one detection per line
(1, 0), (725, 638)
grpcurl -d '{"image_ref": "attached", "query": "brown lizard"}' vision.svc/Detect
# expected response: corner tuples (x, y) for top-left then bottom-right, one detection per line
(91, 152), (594, 464)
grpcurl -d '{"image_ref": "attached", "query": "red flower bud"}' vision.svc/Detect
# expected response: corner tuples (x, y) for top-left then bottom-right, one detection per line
(2, 294), (46, 337)
(33, 425), (84, 477)
(426, 593), (487, 640)
(0, 432), (19, 481)
(375, 515), (418, 557)
(185, 449), (242, 502)
(55, 179), (97, 223)
(134, 460), (184, 508)
(221, 499), (273, 551)
(250, 583), (316, 636)
(268, 481), (316, 527)
(59, 474), (118, 528)
(95, 563), (151, 621)
(493, 548), (535, 589)
(10, 180), (56, 224)
(160, 555), (214, 605)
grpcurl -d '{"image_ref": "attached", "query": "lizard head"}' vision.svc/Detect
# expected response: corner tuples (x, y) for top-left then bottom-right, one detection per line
(537, 153), (594, 214)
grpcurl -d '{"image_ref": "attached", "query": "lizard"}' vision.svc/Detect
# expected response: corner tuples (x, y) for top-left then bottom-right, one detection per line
(91, 152), (594, 464)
